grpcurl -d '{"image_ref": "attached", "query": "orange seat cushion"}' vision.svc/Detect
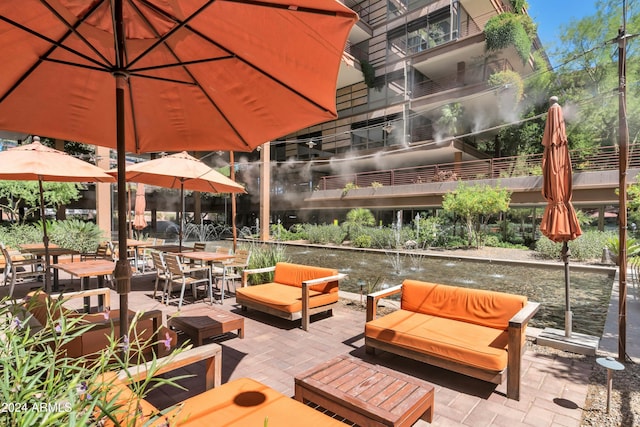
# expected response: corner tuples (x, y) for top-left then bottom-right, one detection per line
(98, 378), (165, 427)
(162, 377), (346, 426)
(401, 280), (527, 330)
(236, 283), (338, 314)
(365, 309), (509, 371)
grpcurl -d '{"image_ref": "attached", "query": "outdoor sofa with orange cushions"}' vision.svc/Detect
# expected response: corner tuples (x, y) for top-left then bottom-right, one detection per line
(97, 342), (344, 427)
(22, 288), (177, 359)
(365, 279), (540, 400)
(236, 262), (346, 331)
(102, 377), (347, 426)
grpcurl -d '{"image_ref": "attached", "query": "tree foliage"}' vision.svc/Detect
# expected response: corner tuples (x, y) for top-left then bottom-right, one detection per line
(551, 0), (640, 151)
(0, 180), (83, 224)
(442, 183), (511, 248)
(485, 13), (534, 63)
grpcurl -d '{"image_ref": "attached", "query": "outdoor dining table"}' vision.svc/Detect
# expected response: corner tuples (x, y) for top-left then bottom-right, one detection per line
(19, 243), (80, 292)
(179, 251), (235, 303)
(51, 259), (115, 313)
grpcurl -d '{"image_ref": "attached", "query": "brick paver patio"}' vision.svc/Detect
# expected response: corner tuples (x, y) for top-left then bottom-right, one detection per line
(5, 268), (635, 426)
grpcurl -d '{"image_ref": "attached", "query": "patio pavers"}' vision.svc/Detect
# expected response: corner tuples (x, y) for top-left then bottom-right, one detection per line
(3, 271), (634, 426)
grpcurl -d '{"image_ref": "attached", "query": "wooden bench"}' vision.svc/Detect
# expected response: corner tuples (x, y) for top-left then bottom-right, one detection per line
(237, 262), (346, 330)
(365, 279), (540, 400)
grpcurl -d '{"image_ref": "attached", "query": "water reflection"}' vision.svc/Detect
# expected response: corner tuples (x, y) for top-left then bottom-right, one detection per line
(284, 246), (614, 337)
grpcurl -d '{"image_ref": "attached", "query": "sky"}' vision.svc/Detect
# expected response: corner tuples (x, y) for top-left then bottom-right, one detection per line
(527, 0), (598, 49)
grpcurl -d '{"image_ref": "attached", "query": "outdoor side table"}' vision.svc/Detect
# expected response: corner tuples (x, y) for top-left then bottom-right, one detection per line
(168, 305), (244, 346)
(596, 356), (625, 413)
(295, 355), (434, 426)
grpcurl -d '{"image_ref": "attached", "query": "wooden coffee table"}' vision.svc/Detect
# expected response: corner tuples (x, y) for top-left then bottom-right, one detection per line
(295, 355), (434, 426)
(168, 305), (244, 346)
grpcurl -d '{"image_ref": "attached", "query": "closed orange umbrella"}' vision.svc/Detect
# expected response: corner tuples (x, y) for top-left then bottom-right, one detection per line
(540, 96), (582, 338)
(132, 183), (147, 231)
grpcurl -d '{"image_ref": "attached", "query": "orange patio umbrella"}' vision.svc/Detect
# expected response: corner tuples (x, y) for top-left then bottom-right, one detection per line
(0, 137), (115, 292)
(109, 151), (246, 251)
(540, 96), (582, 338)
(0, 0), (357, 338)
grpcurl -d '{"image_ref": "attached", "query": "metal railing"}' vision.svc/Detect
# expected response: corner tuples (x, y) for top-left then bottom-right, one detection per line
(317, 144), (640, 190)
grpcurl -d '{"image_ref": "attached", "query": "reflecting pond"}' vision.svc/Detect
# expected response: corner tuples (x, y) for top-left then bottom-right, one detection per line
(282, 246), (614, 337)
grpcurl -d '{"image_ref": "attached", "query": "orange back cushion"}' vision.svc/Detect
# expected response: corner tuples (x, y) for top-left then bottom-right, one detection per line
(400, 280), (527, 330)
(273, 262), (339, 293)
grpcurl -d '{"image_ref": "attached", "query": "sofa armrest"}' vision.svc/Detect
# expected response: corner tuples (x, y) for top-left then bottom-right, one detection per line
(81, 310), (164, 351)
(117, 342), (222, 390)
(509, 301), (540, 329)
(49, 288), (112, 310)
(507, 301), (540, 401)
(366, 284), (402, 322)
(301, 273), (347, 331)
(241, 265), (276, 288)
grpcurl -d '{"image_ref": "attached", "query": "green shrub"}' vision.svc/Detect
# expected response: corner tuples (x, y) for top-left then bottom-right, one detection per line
(535, 230), (613, 261)
(49, 219), (106, 254)
(414, 216), (443, 248)
(0, 224), (42, 248)
(0, 297), (189, 426)
(484, 13), (532, 63)
(270, 223), (289, 241)
(243, 242), (289, 285)
(366, 227), (395, 249)
(352, 234), (372, 248)
(343, 208), (375, 240)
(305, 224), (346, 245)
(535, 235), (562, 259)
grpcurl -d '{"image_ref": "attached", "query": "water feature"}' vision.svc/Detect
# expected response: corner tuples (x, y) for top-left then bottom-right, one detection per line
(282, 246), (615, 337)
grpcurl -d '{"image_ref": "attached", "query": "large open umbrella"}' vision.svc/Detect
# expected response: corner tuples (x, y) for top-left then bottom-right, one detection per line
(0, 1), (357, 337)
(109, 151), (246, 251)
(540, 96), (583, 338)
(0, 138), (115, 292)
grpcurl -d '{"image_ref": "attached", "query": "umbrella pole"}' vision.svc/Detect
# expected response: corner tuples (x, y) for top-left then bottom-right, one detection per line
(38, 179), (51, 293)
(562, 241), (572, 338)
(179, 181), (184, 252)
(230, 151), (237, 252)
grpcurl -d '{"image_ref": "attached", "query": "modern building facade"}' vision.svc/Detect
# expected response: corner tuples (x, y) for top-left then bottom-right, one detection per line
(233, 0), (545, 227)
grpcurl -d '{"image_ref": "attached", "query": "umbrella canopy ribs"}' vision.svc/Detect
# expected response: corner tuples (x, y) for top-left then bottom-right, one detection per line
(0, 0), (357, 337)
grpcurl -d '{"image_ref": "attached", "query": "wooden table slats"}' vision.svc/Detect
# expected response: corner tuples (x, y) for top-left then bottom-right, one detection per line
(295, 355), (434, 426)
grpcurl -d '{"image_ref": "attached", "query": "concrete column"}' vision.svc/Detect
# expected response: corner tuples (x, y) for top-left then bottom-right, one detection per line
(454, 151), (462, 176)
(260, 143), (271, 241)
(95, 146), (112, 240)
(456, 61), (465, 85)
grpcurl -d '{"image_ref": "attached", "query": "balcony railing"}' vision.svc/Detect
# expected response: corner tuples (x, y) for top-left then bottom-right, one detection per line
(317, 144), (640, 190)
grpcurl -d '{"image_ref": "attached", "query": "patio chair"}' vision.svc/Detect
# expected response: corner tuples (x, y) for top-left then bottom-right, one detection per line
(1, 242), (45, 298)
(81, 241), (115, 261)
(163, 253), (212, 309)
(80, 241), (115, 288)
(219, 249), (251, 295)
(189, 241), (209, 269)
(192, 242), (207, 252)
(149, 251), (169, 301)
